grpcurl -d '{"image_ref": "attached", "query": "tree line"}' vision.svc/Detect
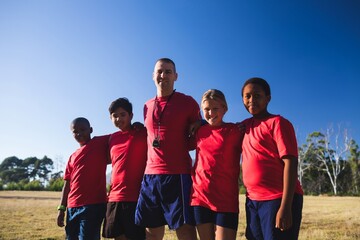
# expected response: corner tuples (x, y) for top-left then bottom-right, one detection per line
(1, 129), (359, 195)
(0, 156), (63, 191)
(296, 129), (360, 196)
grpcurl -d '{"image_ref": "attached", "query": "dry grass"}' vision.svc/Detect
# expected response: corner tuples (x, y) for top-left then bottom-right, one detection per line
(300, 196), (360, 240)
(0, 191), (359, 240)
(0, 191), (64, 240)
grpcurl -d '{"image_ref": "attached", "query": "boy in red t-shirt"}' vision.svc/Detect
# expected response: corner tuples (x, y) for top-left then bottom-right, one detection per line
(57, 117), (109, 240)
(102, 98), (147, 240)
(241, 77), (303, 240)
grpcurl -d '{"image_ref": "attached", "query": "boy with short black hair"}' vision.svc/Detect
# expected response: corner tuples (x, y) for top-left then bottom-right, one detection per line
(102, 97), (147, 240)
(241, 77), (303, 240)
(57, 117), (109, 240)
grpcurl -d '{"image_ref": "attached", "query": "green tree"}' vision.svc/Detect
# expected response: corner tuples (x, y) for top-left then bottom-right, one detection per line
(298, 142), (316, 187)
(22, 156), (54, 183)
(348, 139), (360, 195)
(299, 137), (331, 195)
(36, 156), (54, 183)
(0, 156), (54, 186)
(47, 177), (64, 191)
(0, 156), (27, 183)
(22, 157), (38, 181)
(337, 161), (353, 195)
(0, 156), (22, 170)
(306, 127), (350, 195)
(24, 180), (44, 191)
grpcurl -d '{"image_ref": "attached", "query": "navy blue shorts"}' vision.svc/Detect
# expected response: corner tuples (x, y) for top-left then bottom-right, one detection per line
(102, 202), (145, 239)
(193, 206), (239, 230)
(135, 174), (195, 230)
(245, 193), (303, 240)
(65, 203), (106, 240)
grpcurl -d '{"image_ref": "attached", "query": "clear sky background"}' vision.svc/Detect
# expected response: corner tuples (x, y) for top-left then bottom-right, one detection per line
(1, 1), (359, 171)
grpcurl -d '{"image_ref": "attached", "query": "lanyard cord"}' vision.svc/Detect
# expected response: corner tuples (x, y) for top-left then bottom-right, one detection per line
(152, 89), (176, 135)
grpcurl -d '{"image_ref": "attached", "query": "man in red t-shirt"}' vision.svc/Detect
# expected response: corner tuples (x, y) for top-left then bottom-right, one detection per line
(135, 58), (201, 240)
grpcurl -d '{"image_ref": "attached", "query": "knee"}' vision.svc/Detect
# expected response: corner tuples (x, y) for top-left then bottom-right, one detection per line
(176, 224), (197, 240)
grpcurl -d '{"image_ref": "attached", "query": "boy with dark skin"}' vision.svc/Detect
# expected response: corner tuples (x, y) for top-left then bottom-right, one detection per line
(57, 117), (109, 240)
(241, 78), (303, 240)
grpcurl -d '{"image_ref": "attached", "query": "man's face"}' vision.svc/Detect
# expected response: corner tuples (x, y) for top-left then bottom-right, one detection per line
(153, 61), (178, 93)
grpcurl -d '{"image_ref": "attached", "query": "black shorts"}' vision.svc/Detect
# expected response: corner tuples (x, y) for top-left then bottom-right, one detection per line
(193, 205), (239, 230)
(102, 202), (145, 240)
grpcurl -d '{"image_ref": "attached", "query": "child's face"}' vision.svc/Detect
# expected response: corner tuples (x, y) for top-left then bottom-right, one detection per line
(110, 107), (133, 131)
(202, 99), (226, 127)
(242, 83), (270, 117)
(71, 122), (92, 146)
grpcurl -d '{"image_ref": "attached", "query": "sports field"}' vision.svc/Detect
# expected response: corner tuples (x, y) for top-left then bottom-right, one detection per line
(0, 191), (359, 239)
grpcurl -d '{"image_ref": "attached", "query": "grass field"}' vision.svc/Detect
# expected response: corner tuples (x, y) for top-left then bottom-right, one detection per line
(0, 191), (359, 240)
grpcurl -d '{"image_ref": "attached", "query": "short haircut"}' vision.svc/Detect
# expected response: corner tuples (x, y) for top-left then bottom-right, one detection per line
(108, 97), (133, 115)
(241, 77), (271, 96)
(71, 117), (90, 127)
(201, 89), (228, 112)
(156, 58), (176, 73)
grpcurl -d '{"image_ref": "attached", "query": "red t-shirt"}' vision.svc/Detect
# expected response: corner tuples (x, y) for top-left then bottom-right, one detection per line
(107, 128), (147, 202)
(241, 115), (303, 201)
(191, 123), (242, 213)
(144, 91), (201, 174)
(64, 135), (109, 208)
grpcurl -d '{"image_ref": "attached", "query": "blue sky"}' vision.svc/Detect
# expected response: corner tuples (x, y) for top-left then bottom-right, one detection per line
(1, 1), (359, 171)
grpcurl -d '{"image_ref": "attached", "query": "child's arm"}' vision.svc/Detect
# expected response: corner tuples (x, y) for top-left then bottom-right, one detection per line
(276, 156), (298, 231)
(188, 119), (204, 137)
(57, 180), (70, 227)
(187, 119), (206, 151)
(132, 121), (145, 131)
